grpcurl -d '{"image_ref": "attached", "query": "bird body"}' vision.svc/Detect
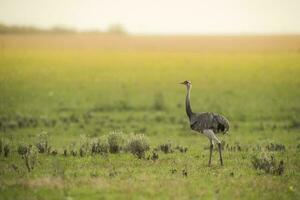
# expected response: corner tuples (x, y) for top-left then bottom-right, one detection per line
(181, 80), (230, 166)
(190, 112), (229, 134)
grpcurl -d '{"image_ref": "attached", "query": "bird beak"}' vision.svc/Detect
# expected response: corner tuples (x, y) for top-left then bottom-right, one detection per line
(180, 82), (185, 85)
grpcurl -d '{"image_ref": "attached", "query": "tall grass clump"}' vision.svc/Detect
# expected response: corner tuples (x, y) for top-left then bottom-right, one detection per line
(18, 142), (29, 158)
(18, 143), (38, 172)
(107, 131), (125, 153)
(126, 134), (150, 159)
(91, 136), (109, 155)
(79, 135), (90, 157)
(35, 131), (50, 153)
(0, 139), (3, 155)
(251, 152), (285, 175)
(1, 139), (10, 157)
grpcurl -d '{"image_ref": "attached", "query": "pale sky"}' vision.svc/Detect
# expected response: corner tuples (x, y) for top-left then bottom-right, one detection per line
(0, 0), (299, 34)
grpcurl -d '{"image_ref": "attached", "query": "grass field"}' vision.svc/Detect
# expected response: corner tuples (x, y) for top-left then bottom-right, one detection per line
(0, 34), (300, 200)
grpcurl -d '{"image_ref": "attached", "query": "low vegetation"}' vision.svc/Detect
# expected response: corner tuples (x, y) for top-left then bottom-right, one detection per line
(252, 152), (285, 175)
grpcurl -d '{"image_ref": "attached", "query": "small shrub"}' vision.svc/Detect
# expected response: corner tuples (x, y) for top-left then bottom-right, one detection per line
(79, 135), (90, 157)
(69, 142), (77, 156)
(170, 168), (177, 174)
(71, 149), (77, 156)
(0, 139), (3, 155)
(182, 168), (188, 177)
(91, 136), (109, 155)
(225, 142), (242, 152)
(79, 147), (85, 157)
(251, 153), (285, 175)
(266, 143), (285, 152)
(175, 145), (188, 153)
(18, 143), (30, 158)
(159, 142), (174, 154)
(4, 144), (10, 157)
(63, 149), (68, 157)
(51, 149), (58, 156)
(151, 151), (159, 161)
(107, 131), (125, 153)
(35, 131), (50, 153)
(126, 134), (150, 159)
(24, 145), (38, 172)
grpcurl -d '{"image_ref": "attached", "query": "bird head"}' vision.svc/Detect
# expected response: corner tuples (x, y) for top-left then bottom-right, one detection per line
(180, 80), (192, 87)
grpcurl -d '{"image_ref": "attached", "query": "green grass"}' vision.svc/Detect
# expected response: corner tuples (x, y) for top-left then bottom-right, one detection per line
(0, 35), (300, 199)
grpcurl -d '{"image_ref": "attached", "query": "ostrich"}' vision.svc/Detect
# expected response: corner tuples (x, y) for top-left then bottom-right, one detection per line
(181, 80), (229, 166)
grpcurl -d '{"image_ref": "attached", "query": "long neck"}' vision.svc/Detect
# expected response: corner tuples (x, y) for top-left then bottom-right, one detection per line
(185, 85), (193, 119)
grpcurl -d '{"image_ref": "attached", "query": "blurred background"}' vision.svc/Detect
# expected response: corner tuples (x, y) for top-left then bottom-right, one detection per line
(1, 0), (300, 34)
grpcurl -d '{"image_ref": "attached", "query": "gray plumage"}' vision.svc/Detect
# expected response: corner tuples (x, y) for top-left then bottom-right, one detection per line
(181, 80), (230, 166)
(190, 112), (229, 134)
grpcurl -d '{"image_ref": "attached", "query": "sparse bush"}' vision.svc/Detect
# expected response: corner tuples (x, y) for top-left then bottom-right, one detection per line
(151, 151), (159, 161)
(251, 153), (284, 175)
(24, 145), (38, 172)
(91, 136), (109, 155)
(126, 134), (150, 159)
(0, 139), (2, 155)
(71, 149), (77, 157)
(225, 142), (242, 152)
(79, 147), (85, 157)
(51, 149), (58, 155)
(70, 114), (79, 123)
(107, 131), (125, 153)
(182, 168), (188, 177)
(159, 142), (174, 154)
(63, 149), (68, 157)
(18, 143), (30, 158)
(175, 145), (188, 153)
(4, 144), (10, 157)
(69, 143), (77, 157)
(35, 131), (51, 153)
(266, 143), (285, 151)
(170, 168), (177, 174)
(79, 135), (90, 157)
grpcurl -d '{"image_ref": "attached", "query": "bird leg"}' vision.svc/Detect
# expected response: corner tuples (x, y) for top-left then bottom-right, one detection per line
(218, 143), (223, 166)
(208, 141), (213, 166)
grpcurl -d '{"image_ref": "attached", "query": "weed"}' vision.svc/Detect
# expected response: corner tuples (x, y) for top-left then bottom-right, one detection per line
(266, 143), (286, 151)
(251, 153), (285, 175)
(182, 168), (188, 177)
(170, 168), (177, 174)
(175, 145), (188, 153)
(24, 145), (38, 172)
(159, 142), (174, 153)
(126, 134), (150, 159)
(91, 136), (109, 155)
(0, 139), (2, 155)
(151, 151), (159, 161)
(79, 135), (90, 157)
(51, 149), (58, 156)
(63, 149), (68, 157)
(4, 144), (10, 157)
(18, 143), (30, 158)
(35, 131), (51, 153)
(107, 131), (125, 153)
(69, 142), (77, 157)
